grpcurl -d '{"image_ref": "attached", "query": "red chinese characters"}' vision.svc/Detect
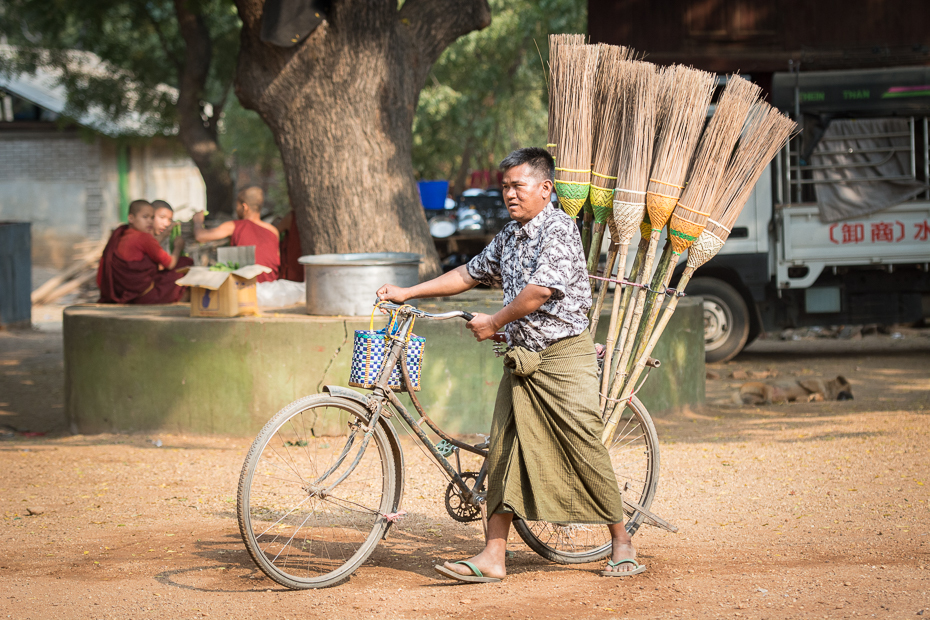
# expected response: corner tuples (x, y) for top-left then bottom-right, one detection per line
(830, 220), (910, 244)
(829, 222), (864, 244)
(916, 220), (930, 242)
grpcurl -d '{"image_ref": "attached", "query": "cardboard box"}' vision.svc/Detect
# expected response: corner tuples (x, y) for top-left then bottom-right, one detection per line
(176, 265), (271, 318)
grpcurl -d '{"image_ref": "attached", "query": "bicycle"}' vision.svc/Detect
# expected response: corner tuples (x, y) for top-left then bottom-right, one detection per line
(237, 301), (674, 589)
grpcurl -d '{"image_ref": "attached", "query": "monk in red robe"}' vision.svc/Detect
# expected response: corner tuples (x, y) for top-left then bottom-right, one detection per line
(193, 186), (280, 283)
(97, 200), (189, 304)
(275, 210), (304, 282)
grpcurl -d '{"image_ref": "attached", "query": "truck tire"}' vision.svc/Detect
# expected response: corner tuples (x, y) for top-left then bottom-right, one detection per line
(689, 277), (750, 363)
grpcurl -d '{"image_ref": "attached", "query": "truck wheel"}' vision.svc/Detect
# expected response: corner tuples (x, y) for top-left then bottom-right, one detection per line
(688, 278), (750, 363)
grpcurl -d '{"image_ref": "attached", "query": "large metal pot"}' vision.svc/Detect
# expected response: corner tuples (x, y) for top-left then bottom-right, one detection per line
(298, 252), (421, 316)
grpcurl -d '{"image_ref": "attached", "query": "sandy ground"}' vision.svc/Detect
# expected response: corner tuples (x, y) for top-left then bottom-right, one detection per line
(1, 320), (929, 620)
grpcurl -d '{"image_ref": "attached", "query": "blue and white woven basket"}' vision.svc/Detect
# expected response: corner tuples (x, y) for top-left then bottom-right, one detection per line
(349, 328), (425, 392)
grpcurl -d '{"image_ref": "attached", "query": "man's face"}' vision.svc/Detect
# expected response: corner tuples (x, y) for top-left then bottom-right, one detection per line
(153, 208), (173, 235)
(502, 163), (552, 225)
(127, 206), (155, 233)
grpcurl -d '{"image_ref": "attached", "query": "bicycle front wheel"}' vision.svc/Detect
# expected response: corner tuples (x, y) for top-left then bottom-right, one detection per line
(237, 395), (397, 589)
(513, 395), (659, 564)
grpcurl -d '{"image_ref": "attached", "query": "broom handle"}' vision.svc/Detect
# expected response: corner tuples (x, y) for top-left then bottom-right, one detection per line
(604, 230), (660, 408)
(602, 237), (647, 392)
(602, 267), (694, 444)
(588, 240), (620, 337)
(581, 211), (594, 258)
(626, 248), (679, 377)
(598, 241), (630, 411)
(600, 237), (646, 411)
(586, 222), (607, 275)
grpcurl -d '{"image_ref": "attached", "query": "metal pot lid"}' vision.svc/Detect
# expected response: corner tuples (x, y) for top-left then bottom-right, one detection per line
(429, 216), (457, 239)
(298, 252), (422, 266)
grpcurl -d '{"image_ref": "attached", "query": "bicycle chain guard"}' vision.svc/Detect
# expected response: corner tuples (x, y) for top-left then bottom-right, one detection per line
(444, 472), (485, 523)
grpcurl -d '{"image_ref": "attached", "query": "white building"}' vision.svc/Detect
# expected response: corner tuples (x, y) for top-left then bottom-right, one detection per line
(0, 46), (206, 267)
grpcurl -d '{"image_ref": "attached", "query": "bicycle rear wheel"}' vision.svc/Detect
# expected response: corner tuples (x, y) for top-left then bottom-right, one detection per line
(237, 395), (397, 589)
(513, 395), (659, 564)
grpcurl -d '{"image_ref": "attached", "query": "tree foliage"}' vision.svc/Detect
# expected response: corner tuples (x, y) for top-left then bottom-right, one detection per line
(411, 0), (586, 189)
(0, 0), (253, 213)
(1, 0), (238, 134)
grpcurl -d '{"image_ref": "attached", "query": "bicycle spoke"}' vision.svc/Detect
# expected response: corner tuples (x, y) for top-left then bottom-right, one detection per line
(239, 398), (394, 588)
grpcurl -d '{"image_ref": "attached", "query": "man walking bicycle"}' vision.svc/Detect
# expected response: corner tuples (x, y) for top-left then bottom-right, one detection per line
(377, 147), (644, 582)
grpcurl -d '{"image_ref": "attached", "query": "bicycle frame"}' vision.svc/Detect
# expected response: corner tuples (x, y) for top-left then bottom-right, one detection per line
(338, 306), (490, 511)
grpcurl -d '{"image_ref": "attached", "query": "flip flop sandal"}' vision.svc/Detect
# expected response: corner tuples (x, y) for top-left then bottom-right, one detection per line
(600, 558), (646, 577)
(434, 560), (502, 583)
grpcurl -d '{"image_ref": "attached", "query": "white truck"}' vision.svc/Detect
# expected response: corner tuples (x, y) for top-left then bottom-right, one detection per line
(682, 66), (930, 361)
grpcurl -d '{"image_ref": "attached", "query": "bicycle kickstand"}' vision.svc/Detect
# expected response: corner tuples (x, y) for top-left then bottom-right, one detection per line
(478, 500), (488, 541)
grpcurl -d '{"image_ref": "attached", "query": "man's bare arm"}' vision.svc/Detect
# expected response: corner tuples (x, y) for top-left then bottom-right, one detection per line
(467, 284), (553, 341)
(377, 265), (478, 303)
(192, 212), (236, 243)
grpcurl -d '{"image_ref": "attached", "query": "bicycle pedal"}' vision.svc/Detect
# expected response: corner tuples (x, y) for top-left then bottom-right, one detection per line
(435, 439), (456, 457)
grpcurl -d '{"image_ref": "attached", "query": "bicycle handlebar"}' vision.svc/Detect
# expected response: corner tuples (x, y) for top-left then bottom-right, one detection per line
(376, 300), (473, 322)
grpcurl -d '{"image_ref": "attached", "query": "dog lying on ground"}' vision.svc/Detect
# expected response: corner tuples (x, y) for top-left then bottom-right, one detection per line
(738, 376), (853, 405)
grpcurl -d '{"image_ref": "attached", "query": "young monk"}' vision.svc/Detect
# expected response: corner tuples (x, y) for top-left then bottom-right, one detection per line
(192, 186), (280, 283)
(152, 200), (194, 268)
(97, 200), (188, 304)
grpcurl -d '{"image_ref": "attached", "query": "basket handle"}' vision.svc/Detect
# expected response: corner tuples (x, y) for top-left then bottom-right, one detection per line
(370, 301), (388, 331)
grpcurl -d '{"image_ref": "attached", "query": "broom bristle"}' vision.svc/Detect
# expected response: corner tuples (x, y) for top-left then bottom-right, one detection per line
(644, 66), (716, 230)
(669, 75), (762, 253)
(614, 61), (658, 201)
(590, 46), (630, 221)
(552, 43), (599, 217)
(705, 104), (798, 240)
(547, 34), (586, 159)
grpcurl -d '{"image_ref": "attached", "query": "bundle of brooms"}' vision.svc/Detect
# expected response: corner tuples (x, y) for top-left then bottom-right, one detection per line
(546, 38), (797, 444)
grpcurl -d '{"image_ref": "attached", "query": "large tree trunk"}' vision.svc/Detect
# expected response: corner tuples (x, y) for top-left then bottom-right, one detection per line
(174, 0), (236, 215)
(233, 0), (490, 278)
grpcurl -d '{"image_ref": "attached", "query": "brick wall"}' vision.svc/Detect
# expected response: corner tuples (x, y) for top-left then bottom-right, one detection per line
(0, 132), (105, 239)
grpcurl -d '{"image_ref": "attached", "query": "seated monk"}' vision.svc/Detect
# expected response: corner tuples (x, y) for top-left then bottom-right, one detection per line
(97, 200), (188, 304)
(274, 209), (304, 282)
(152, 199), (193, 268)
(193, 186), (280, 283)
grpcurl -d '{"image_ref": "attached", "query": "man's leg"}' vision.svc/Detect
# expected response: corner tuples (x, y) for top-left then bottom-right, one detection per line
(442, 512), (514, 579)
(605, 522), (638, 573)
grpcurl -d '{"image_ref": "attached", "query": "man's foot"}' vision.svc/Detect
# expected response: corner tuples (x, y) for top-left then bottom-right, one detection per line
(602, 540), (645, 576)
(441, 549), (506, 580)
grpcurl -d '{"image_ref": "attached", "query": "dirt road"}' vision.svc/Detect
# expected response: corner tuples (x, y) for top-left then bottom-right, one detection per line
(2, 327), (929, 619)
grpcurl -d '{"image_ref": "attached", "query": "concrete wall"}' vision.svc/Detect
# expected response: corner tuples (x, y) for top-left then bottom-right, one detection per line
(64, 299), (704, 437)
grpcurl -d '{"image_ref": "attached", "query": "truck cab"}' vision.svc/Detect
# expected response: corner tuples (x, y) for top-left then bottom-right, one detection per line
(683, 66), (930, 361)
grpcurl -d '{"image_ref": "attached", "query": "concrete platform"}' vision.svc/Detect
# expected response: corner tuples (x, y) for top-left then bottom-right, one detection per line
(64, 291), (704, 435)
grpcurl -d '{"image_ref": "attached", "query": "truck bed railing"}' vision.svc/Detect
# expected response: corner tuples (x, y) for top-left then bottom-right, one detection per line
(779, 116), (930, 205)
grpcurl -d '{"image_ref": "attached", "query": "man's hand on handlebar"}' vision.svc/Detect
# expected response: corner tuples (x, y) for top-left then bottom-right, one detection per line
(377, 284), (409, 304)
(465, 312), (500, 342)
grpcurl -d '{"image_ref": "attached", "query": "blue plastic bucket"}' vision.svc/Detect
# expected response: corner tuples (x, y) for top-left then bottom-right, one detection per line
(417, 180), (449, 211)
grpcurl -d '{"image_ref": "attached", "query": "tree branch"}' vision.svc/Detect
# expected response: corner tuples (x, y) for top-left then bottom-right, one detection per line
(399, 0), (491, 73)
(140, 4), (183, 75)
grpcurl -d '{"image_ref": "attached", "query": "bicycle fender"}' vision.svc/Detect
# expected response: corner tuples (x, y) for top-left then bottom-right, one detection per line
(323, 385), (369, 408)
(322, 385), (406, 524)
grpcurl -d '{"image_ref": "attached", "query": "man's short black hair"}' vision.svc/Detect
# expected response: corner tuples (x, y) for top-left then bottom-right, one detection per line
(151, 200), (173, 212)
(128, 199), (152, 216)
(499, 147), (555, 184)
